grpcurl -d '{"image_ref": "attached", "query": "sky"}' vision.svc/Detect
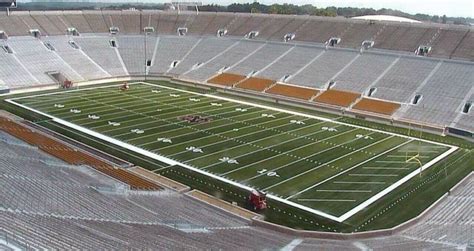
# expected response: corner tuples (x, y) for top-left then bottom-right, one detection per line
(17, 0), (474, 18)
(201, 0), (474, 18)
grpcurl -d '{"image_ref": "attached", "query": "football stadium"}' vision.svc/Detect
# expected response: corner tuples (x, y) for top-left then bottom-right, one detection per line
(0, 0), (472, 250)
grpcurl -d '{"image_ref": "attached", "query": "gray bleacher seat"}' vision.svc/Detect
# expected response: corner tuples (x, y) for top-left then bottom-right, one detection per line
(148, 36), (202, 75)
(74, 35), (128, 76)
(399, 61), (474, 127)
(168, 37), (237, 76)
(289, 49), (358, 88)
(46, 36), (111, 80)
(184, 39), (263, 81)
(371, 56), (439, 103)
(4, 36), (84, 85)
(333, 52), (398, 93)
(117, 35), (156, 75)
(257, 44), (324, 81)
(228, 42), (292, 76)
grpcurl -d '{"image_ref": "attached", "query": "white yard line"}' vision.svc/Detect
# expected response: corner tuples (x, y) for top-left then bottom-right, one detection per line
(298, 199), (356, 202)
(398, 150), (441, 153)
(286, 139), (410, 201)
(362, 167), (410, 170)
(52, 93), (191, 119)
(183, 118), (316, 164)
(11, 82), (139, 101)
(74, 95), (220, 125)
(161, 112), (291, 153)
(11, 81), (451, 148)
(333, 181), (385, 185)
(56, 87), (198, 111)
(221, 125), (354, 176)
(17, 88), (126, 105)
(337, 146), (458, 222)
(264, 133), (385, 192)
(111, 104), (244, 138)
(348, 174), (399, 177)
(15, 82), (148, 105)
(376, 160), (408, 163)
(6, 81), (458, 223)
(207, 121), (331, 172)
(132, 83), (452, 148)
(243, 128), (360, 182)
(93, 102), (231, 131)
(316, 189), (372, 193)
(80, 97), (217, 125)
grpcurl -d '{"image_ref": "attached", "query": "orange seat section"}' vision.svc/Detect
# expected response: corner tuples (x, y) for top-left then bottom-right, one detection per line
(236, 77), (275, 92)
(314, 89), (361, 107)
(0, 117), (161, 191)
(207, 73), (246, 86)
(266, 84), (319, 100)
(353, 98), (401, 115)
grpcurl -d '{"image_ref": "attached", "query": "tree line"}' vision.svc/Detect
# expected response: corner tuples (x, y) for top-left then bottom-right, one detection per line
(16, 1), (472, 25)
(199, 2), (471, 25)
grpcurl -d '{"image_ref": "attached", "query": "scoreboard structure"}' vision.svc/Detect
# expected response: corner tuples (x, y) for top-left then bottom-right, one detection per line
(0, 0), (16, 8)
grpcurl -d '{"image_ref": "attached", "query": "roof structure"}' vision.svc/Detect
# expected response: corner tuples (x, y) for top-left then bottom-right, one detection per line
(353, 14), (422, 23)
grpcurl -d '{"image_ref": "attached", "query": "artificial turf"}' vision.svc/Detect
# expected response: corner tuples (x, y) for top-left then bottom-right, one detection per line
(8, 81), (456, 222)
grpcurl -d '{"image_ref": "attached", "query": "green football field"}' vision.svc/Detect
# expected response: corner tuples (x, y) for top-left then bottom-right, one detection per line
(8, 82), (457, 222)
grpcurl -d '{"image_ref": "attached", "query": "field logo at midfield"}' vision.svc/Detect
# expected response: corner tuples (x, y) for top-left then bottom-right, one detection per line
(178, 115), (212, 124)
(7, 81), (458, 223)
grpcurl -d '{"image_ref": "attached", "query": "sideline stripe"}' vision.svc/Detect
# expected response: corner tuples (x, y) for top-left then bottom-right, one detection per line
(316, 190), (372, 193)
(298, 199), (356, 202)
(6, 81), (458, 223)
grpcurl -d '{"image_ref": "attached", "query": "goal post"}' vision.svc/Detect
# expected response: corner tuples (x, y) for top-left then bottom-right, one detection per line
(406, 122), (424, 177)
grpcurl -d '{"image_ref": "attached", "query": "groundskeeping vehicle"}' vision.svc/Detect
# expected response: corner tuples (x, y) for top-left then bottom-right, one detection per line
(249, 190), (267, 211)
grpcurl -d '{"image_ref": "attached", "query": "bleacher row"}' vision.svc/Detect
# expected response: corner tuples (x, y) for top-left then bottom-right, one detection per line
(0, 34), (472, 133)
(0, 128), (470, 249)
(0, 10), (473, 60)
(209, 72), (405, 116)
(0, 117), (161, 190)
(0, 35), (472, 133)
